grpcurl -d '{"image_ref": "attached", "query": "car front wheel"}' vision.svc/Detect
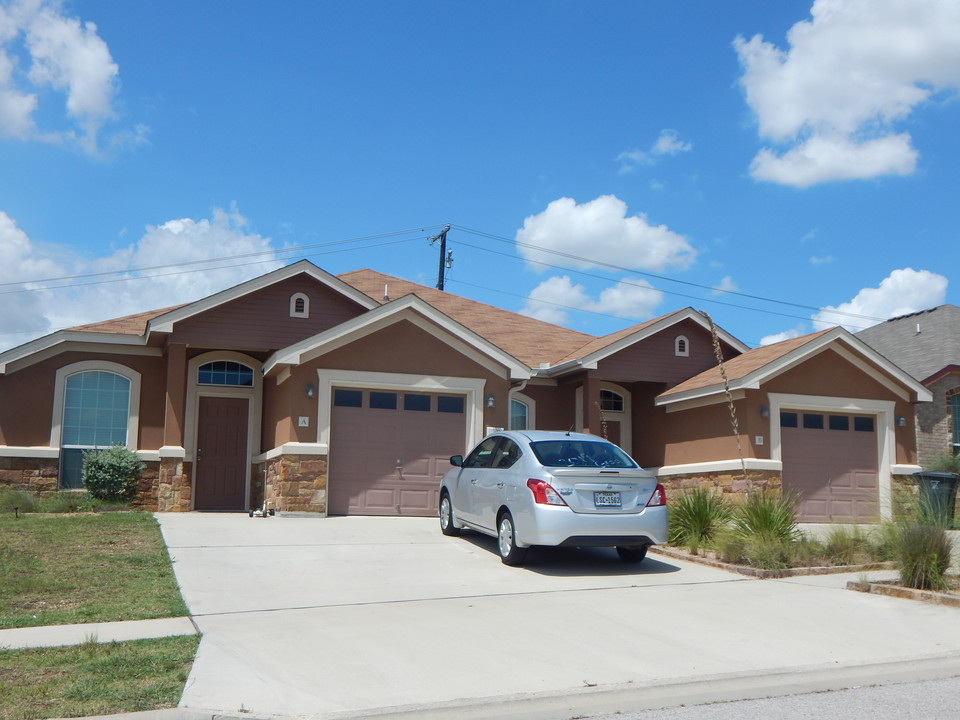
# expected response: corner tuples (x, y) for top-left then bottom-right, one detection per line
(497, 511), (527, 566)
(616, 545), (648, 563)
(439, 493), (460, 537)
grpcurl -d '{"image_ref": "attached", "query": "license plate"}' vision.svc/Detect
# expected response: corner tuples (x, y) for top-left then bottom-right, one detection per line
(594, 491), (621, 507)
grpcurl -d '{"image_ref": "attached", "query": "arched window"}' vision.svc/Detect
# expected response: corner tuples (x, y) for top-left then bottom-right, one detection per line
(510, 398), (529, 430)
(198, 361), (254, 387)
(599, 389), (624, 412)
(290, 292), (309, 318)
(675, 335), (689, 357)
(60, 370), (132, 489)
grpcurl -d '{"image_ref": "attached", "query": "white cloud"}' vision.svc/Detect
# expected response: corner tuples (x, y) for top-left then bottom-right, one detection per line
(617, 129), (692, 174)
(813, 267), (948, 331)
(735, 0), (960, 186)
(760, 327), (805, 346)
(809, 255), (834, 265)
(516, 195), (696, 273)
(520, 275), (663, 326)
(712, 275), (738, 294)
(0, 0), (128, 154)
(0, 207), (283, 351)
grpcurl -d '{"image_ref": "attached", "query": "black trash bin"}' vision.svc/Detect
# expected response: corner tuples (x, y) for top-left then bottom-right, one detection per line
(913, 471), (960, 526)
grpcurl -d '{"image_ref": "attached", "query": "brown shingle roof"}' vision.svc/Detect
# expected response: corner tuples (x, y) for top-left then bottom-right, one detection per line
(69, 305), (187, 336)
(338, 269), (594, 367)
(557, 311), (685, 363)
(660, 329), (833, 397)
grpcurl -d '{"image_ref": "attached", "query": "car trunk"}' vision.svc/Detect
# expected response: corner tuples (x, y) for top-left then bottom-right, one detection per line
(547, 468), (658, 514)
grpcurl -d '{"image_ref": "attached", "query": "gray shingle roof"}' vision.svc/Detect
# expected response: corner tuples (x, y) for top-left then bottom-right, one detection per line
(855, 304), (960, 383)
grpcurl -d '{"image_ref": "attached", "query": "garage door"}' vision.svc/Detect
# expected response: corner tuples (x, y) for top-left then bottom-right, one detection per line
(780, 411), (879, 523)
(328, 388), (467, 516)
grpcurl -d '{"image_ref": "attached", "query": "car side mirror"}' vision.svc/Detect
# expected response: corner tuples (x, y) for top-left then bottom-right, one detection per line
(450, 455), (463, 467)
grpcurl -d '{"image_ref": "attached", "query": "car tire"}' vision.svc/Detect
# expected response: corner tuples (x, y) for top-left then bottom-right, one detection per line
(497, 511), (527, 566)
(439, 492), (460, 537)
(616, 545), (648, 563)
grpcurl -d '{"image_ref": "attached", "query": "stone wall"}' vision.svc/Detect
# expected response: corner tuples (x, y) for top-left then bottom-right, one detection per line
(132, 458), (193, 512)
(659, 468), (782, 503)
(0, 457), (60, 495)
(260, 454), (327, 513)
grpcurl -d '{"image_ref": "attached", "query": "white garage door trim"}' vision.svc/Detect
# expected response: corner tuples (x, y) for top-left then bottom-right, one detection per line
(315, 369), (486, 453)
(768, 393), (896, 522)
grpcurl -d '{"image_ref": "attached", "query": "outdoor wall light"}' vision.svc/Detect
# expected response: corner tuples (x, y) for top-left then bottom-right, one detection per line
(896, 415), (906, 427)
(306, 384), (315, 399)
(759, 406), (770, 418)
(486, 395), (495, 408)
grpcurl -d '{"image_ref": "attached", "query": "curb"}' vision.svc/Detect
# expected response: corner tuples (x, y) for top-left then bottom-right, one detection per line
(650, 545), (896, 579)
(847, 580), (960, 608)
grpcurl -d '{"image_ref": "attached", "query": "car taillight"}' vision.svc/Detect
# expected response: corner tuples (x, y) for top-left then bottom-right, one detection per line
(526, 479), (567, 506)
(646, 484), (666, 507)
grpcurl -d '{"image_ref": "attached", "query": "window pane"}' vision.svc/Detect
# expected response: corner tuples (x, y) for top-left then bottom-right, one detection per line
(198, 361), (253, 387)
(60, 448), (85, 490)
(530, 440), (636, 468)
(437, 396), (464, 414)
(464, 437), (500, 468)
(492, 439), (522, 469)
(333, 389), (363, 407)
(854, 416), (875, 432)
(510, 399), (528, 430)
(369, 392), (397, 410)
(62, 371), (130, 447)
(600, 390), (624, 412)
(404, 394), (430, 412)
(828, 415), (849, 431)
(803, 413), (824, 429)
(780, 412), (798, 428)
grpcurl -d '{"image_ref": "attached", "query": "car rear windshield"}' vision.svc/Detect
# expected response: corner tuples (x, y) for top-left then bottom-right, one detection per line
(530, 440), (638, 468)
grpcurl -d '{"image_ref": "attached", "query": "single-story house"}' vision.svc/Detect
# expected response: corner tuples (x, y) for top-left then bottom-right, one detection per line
(856, 305), (960, 467)
(0, 259), (931, 523)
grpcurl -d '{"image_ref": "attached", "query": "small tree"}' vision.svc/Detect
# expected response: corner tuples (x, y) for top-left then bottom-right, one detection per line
(81, 444), (144, 502)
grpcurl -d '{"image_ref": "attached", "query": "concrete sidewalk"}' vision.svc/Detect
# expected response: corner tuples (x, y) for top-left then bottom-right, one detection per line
(0, 616), (197, 650)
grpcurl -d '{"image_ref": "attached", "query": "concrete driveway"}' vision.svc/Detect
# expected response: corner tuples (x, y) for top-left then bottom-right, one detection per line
(157, 514), (960, 719)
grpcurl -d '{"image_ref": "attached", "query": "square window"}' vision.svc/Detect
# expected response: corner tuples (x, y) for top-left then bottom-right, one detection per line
(780, 412), (798, 428)
(403, 394), (431, 412)
(803, 413), (824, 429)
(369, 392), (397, 410)
(828, 415), (850, 431)
(854, 416), (875, 432)
(438, 396), (464, 414)
(333, 389), (363, 408)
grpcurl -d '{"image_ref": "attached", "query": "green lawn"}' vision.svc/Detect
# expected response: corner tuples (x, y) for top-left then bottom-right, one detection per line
(0, 635), (199, 720)
(0, 512), (188, 629)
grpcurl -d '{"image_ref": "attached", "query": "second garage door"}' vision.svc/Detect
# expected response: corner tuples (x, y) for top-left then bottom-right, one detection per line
(327, 388), (468, 516)
(780, 411), (879, 523)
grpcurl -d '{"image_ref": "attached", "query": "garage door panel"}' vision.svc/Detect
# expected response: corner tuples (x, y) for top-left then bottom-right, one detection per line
(329, 388), (467, 516)
(781, 414), (879, 523)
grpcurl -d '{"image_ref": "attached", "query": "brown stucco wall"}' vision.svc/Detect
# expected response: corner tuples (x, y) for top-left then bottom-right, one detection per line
(0, 351), (167, 449)
(520, 382), (576, 431)
(171, 275), (367, 351)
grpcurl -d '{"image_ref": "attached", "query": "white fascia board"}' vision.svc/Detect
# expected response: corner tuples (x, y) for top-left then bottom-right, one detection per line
(148, 260), (379, 333)
(0, 333), (156, 375)
(661, 389), (746, 412)
(265, 295), (530, 380)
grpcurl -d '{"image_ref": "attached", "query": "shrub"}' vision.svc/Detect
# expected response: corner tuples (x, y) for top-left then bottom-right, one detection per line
(743, 535), (792, 570)
(927, 453), (960, 474)
(790, 535), (828, 567)
(824, 526), (872, 566)
(668, 488), (732, 553)
(82, 445), (144, 502)
(0, 488), (39, 514)
(732, 491), (799, 543)
(893, 523), (953, 591)
(38, 491), (100, 513)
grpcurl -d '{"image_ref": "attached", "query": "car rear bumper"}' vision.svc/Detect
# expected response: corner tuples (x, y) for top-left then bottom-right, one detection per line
(516, 504), (668, 547)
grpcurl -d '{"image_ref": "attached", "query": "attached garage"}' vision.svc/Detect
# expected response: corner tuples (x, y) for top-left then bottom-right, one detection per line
(327, 387), (467, 515)
(780, 410), (879, 523)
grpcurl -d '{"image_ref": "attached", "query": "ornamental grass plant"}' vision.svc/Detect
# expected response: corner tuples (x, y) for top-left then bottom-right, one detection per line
(667, 487), (732, 553)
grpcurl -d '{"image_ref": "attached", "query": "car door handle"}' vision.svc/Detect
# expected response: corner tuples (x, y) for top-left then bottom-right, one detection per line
(496, 482), (504, 488)
(471, 478), (478, 484)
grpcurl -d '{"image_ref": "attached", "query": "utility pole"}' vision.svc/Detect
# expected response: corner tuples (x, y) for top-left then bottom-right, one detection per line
(429, 224), (452, 290)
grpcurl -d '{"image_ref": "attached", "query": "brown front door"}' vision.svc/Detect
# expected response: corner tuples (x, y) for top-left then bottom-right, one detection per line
(194, 396), (249, 511)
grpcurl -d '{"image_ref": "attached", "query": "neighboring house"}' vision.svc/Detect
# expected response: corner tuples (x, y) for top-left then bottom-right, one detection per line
(0, 260), (930, 523)
(857, 305), (960, 466)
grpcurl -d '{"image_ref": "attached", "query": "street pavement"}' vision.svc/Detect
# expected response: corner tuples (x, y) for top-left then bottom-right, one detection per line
(5, 513), (960, 720)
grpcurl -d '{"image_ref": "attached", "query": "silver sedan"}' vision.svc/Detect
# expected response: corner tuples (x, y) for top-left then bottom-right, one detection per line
(438, 430), (667, 565)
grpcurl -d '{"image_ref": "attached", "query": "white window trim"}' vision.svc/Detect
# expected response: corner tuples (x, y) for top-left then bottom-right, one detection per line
(184, 351), (263, 510)
(768, 392), (896, 522)
(509, 392), (536, 431)
(290, 292), (310, 318)
(315, 369), (485, 454)
(50, 361), (141, 450)
(675, 335), (689, 357)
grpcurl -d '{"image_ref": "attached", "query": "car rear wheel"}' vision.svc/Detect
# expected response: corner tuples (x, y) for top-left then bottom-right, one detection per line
(497, 511), (527, 566)
(439, 493), (460, 537)
(616, 545), (648, 563)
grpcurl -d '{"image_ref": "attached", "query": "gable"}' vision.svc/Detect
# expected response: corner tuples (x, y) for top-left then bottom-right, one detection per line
(763, 346), (906, 400)
(168, 274), (370, 352)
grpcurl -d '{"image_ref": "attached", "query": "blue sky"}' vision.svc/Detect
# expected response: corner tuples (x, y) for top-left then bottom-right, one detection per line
(0, 0), (957, 352)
